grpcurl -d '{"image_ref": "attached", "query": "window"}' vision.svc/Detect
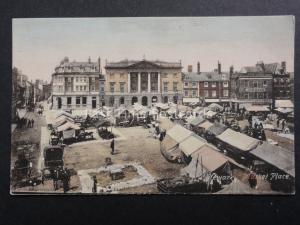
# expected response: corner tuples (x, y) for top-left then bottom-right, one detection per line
(212, 90), (217, 97)
(192, 82), (197, 87)
(204, 90), (209, 97)
(91, 85), (95, 91)
(184, 82), (189, 87)
(253, 82), (257, 88)
(100, 87), (104, 92)
(76, 86), (79, 91)
(80, 86), (83, 91)
(91, 77), (95, 82)
(223, 81), (228, 87)
(244, 93), (249, 99)
(83, 77), (87, 82)
(80, 77), (83, 82)
(192, 90), (196, 97)
(120, 73), (125, 78)
(82, 97), (87, 105)
(120, 82), (125, 93)
(173, 82), (178, 92)
(163, 82), (168, 92)
(76, 97), (80, 105)
(204, 82), (208, 87)
(223, 89), (229, 97)
(83, 86), (87, 91)
(212, 82), (216, 88)
(67, 97), (72, 105)
(76, 77), (79, 82)
(263, 80), (267, 87)
(184, 90), (189, 97)
(110, 82), (115, 93)
(68, 78), (71, 82)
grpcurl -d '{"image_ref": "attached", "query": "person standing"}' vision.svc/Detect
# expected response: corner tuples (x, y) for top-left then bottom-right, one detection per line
(282, 119), (286, 131)
(31, 119), (34, 128)
(110, 138), (115, 155)
(92, 175), (97, 193)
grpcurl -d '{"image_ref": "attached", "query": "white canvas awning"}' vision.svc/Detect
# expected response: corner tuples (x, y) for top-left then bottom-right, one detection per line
(179, 135), (206, 156)
(198, 121), (213, 130)
(183, 98), (200, 103)
(246, 105), (270, 112)
(205, 110), (217, 118)
(275, 100), (294, 108)
(275, 107), (293, 114)
(167, 124), (193, 143)
(216, 129), (260, 152)
(57, 121), (80, 132)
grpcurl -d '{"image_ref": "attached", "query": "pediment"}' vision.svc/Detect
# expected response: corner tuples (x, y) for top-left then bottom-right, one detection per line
(127, 60), (161, 69)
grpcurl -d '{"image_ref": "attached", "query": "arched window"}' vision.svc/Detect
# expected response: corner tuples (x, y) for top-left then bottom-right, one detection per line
(119, 97), (125, 105)
(151, 96), (158, 103)
(142, 96), (148, 106)
(132, 96), (138, 105)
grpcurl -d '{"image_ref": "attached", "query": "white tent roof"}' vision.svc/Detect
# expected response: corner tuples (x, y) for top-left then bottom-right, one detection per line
(275, 107), (294, 114)
(183, 98), (200, 103)
(56, 111), (74, 119)
(208, 103), (223, 111)
(167, 124), (193, 143)
(275, 100), (294, 108)
(182, 145), (228, 177)
(179, 135), (206, 156)
(246, 105), (270, 112)
(216, 129), (260, 152)
(205, 110), (217, 118)
(198, 121), (213, 130)
(57, 121), (80, 132)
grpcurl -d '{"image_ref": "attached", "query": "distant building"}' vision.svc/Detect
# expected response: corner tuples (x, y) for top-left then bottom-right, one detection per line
(183, 62), (230, 105)
(42, 83), (52, 101)
(51, 57), (102, 110)
(231, 62), (273, 110)
(104, 59), (183, 107)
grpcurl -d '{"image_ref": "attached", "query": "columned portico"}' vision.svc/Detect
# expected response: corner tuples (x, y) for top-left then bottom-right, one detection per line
(138, 72), (141, 93)
(148, 72), (151, 93)
(127, 72), (131, 93)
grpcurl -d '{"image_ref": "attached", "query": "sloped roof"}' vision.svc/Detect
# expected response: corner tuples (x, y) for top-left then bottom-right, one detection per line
(182, 145), (228, 176)
(56, 111), (74, 119)
(198, 121), (214, 130)
(250, 142), (295, 177)
(216, 129), (260, 151)
(167, 125), (193, 143)
(245, 105), (270, 112)
(206, 123), (227, 136)
(275, 100), (294, 108)
(190, 116), (205, 126)
(183, 72), (230, 81)
(208, 103), (224, 111)
(57, 121), (80, 132)
(179, 135), (206, 156)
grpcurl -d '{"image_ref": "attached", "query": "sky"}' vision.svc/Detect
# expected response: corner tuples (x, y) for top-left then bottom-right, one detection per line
(13, 16), (295, 82)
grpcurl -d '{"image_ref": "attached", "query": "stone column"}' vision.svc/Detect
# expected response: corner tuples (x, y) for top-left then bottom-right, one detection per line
(127, 73), (131, 93)
(158, 72), (161, 93)
(148, 72), (151, 93)
(138, 72), (141, 93)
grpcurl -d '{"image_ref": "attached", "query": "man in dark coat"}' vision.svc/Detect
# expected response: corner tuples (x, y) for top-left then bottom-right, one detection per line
(110, 138), (115, 155)
(92, 175), (97, 193)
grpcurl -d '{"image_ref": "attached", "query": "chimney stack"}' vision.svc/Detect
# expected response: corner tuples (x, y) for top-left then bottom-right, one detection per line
(217, 61), (221, 74)
(281, 61), (286, 73)
(188, 65), (193, 73)
(88, 56), (91, 63)
(197, 62), (200, 74)
(230, 65), (234, 75)
(98, 57), (101, 73)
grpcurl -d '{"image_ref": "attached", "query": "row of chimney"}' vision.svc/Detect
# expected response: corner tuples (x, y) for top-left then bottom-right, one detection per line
(187, 61), (225, 75)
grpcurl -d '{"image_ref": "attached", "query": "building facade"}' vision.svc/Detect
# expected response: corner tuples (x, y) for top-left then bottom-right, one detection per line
(183, 62), (230, 105)
(231, 63), (273, 110)
(51, 57), (102, 110)
(104, 59), (183, 107)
